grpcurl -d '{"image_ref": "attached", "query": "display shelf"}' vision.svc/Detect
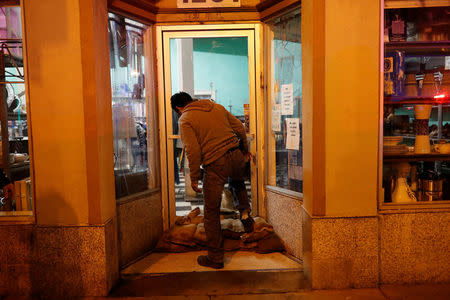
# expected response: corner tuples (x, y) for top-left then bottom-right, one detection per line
(391, 135), (450, 142)
(384, 152), (450, 162)
(380, 200), (450, 212)
(7, 112), (27, 120)
(385, 41), (450, 54)
(385, 96), (450, 105)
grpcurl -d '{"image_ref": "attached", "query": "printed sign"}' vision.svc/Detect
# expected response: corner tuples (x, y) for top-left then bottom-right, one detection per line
(281, 83), (293, 115)
(286, 118), (300, 151)
(445, 56), (450, 70)
(271, 104), (281, 132)
(177, 0), (241, 8)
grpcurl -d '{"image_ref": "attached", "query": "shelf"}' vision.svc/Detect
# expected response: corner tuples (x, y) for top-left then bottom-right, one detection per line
(380, 200), (450, 213)
(385, 96), (450, 105)
(384, 152), (450, 162)
(393, 135), (450, 142)
(385, 41), (450, 54)
(7, 112), (27, 120)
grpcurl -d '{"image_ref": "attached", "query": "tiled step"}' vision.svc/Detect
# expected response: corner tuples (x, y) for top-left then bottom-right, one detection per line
(112, 251), (307, 297)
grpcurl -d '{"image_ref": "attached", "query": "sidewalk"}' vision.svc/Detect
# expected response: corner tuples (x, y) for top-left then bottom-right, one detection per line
(2, 284), (450, 299)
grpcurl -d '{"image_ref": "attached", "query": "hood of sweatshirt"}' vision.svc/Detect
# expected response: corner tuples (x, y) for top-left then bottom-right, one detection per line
(182, 99), (214, 113)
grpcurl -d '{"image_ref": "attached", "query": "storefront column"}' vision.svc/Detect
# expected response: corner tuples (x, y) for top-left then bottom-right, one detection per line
(24, 0), (118, 296)
(302, 0), (380, 288)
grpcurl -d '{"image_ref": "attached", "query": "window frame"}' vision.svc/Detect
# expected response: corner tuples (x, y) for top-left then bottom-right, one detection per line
(0, 0), (35, 223)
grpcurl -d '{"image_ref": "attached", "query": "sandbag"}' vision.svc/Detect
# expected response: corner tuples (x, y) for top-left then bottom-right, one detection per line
(241, 228), (273, 243)
(239, 217), (274, 243)
(256, 233), (285, 253)
(224, 239), (241, 251)
(164, 223), (198, 247)
(175, 207), (201, 225)
(253, 217), (274, 232)
(220, 218), (245, 232)
(194, 218), (245, 244)
(223, 229), (242, 240)
(193, 223), (207, 245)
(154, 238), (197, 253)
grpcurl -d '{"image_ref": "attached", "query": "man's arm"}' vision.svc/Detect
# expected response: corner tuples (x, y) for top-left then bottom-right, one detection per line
(179, 121), (202, 183)
(226, 110), (249, 153)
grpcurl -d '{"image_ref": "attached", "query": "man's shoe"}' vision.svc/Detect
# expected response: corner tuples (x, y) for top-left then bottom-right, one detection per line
(197, 255), (224, 269)
(241, 217), (255, 233)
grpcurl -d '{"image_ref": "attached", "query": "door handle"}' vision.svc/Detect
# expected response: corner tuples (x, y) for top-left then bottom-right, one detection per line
(168, 135), (181, 139)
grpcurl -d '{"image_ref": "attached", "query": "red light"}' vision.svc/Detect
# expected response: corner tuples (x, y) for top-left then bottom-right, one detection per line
(434, 94), (446, 99)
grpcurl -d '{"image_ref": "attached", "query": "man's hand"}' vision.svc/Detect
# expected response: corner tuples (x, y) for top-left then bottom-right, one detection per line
(3, 183), (14, 199)
(191, 180), (202, 193)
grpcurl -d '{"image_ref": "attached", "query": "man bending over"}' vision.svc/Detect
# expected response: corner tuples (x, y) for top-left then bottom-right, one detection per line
(171, 92), (254, 269)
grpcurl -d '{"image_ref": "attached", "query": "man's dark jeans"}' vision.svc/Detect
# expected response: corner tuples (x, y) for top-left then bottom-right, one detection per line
(203, 148), (250, 263)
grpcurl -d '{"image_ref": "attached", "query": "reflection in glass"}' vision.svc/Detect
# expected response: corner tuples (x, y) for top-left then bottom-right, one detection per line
(109, 13), (149, 198)
(267, 9), (302, 193)
(0, 6), (32, 214)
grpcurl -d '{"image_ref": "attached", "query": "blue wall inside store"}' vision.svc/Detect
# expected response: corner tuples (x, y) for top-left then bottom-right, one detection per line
(170, 37), (249, 116)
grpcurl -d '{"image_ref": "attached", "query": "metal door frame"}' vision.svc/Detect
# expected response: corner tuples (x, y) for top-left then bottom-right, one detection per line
(156, 24), (265, 229)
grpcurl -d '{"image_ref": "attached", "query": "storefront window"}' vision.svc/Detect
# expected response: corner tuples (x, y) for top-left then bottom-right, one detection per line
(382, 7), (449, 205)
(0, 5), (33, 215)
(266, 9), (302, 193)
(109, 13), (154, 199)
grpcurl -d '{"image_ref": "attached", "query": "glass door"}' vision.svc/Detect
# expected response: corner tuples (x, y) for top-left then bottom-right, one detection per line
(159, 27), (259, 226)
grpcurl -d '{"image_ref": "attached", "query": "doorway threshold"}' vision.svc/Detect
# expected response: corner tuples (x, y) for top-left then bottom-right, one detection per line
(113, 251), (307, 296)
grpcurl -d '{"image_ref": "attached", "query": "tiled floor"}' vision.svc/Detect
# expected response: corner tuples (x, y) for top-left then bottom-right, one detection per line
(175, 175), (251, 216)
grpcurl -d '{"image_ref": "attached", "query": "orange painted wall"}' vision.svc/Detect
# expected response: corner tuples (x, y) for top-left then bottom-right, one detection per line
(301, 0), (326, 216)
(324, 0), (379, 217)
(79, 0), (116, 223)
(302, 0), (379, 217)
(24, 0), (115, 225)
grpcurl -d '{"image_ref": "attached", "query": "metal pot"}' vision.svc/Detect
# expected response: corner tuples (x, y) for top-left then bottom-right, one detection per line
(418, 178), (444, 201)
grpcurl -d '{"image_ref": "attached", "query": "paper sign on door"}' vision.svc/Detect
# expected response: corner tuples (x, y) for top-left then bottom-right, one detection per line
(286, 118), (300, 150)
(272, 104), (281, 132)
(281, 83), (293, 115)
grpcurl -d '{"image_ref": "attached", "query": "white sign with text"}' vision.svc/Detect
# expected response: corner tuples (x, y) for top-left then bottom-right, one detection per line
(281, 83), (294, 115)
(177, 0), (241, 8)
(271, 104), (281, 132)
(286, 118), (300, 151)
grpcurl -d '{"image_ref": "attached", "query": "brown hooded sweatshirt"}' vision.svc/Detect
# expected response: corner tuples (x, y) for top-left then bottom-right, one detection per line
(179, 99), (249, 181)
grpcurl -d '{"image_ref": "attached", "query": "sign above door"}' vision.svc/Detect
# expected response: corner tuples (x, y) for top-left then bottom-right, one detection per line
(177, 0), (241, 8)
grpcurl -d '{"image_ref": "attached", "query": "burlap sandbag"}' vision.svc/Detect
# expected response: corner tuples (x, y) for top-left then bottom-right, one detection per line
(194, 219), (245, 244)
(256, 233), (285, 253)
(193, 223), (207, 245)
(163, 223), (198, 247)
(220, 218), (245, 232)
(175, 207), (202, 225)
(194, 223), (242, 251)
(154, 238), (196, 253)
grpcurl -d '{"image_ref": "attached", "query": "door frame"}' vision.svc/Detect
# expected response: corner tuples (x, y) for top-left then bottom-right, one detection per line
(156, 23), (265, 229)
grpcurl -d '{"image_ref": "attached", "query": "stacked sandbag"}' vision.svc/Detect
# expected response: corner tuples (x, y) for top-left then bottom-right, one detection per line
(154, 223), (201, 252)
(154, 209), (285, 254)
